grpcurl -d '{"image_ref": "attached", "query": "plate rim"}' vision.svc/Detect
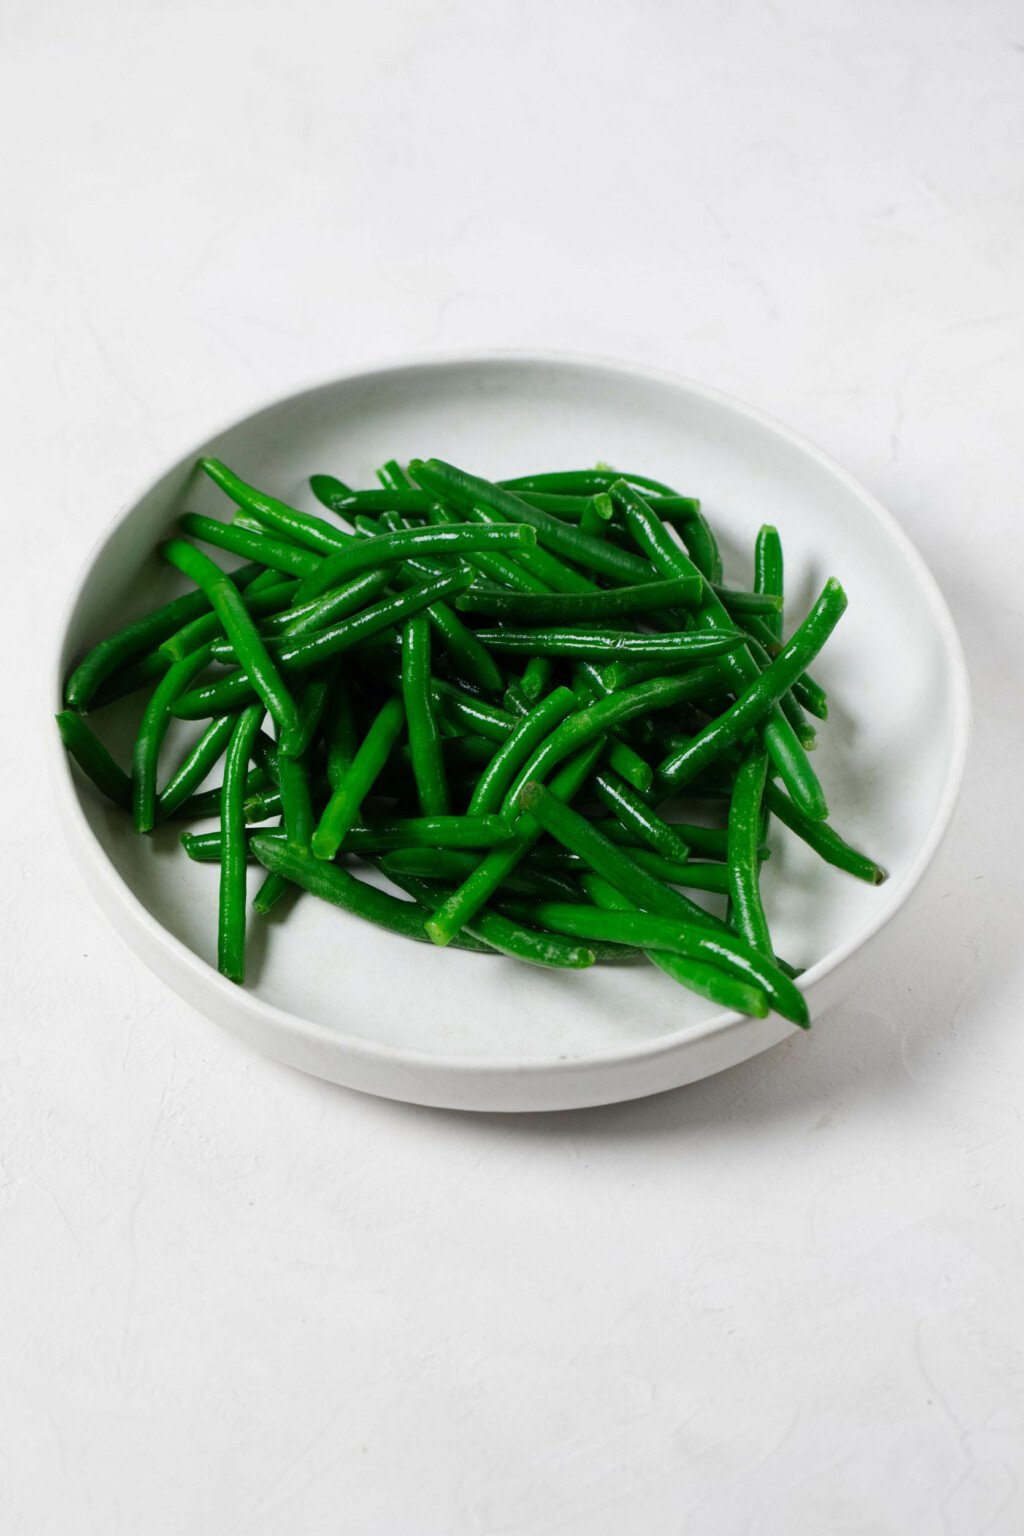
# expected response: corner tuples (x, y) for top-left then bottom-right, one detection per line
(49, 348), (972, 1087)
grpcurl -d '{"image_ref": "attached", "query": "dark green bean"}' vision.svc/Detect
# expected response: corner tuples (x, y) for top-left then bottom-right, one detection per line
(56, 711), (131, 810)
(532, 846), (735, 894)
(199, 457), (352, 554)
(455, 574), (701, 622)
(465, 500), (596, 595)
(162, 538), (303, 753)
(727, 742), (773, 955)
(219, 704), (265, 982)
(613, 479), (827, 820)
(402, 615), (449, 816)
(169, 568), (474, 720)
(409, 459), (661, 587)
(655, 578), (847, 799)
(424, 741), (606, 946)
(63, 562), (262, 711)
(162, 576), (299, 662)
(754, 525), (784, 645)
(158, 713), (237, 820)
(294, 523), (537, 605)
(516, 781), (729, 934)
(312, 695), (405, 859)
(379, 846), (581, 901)
(178, 513), (321, 578)
(384, 870), (595, 970)
(592, 770), (692, 864)
(248, 835), (493, 953)
(325, 677), (357, 791)
(208, 569), (392, 657)
(131, 642), (216, 833)
(764, 781), (887, 884)
(468, 686), (578, 814)
(471, 628), (740, 662)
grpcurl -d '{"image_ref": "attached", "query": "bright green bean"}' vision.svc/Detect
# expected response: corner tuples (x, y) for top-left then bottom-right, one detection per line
(311, 695), (405, 860)
(56, 711), (131, 810)
(727, 742), (773, 955)
(219, 704), (265, 982)
(131, 642), (216, 833)
(402, 615), (449, 816)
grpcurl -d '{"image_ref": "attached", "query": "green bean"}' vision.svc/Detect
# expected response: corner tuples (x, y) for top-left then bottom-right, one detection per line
(311, 696), (405, 859)
(500, 468), (682, 497)
(597, 818), (731, 860)
(712, 586), (783, 619)
(424, 740), (606, 946)
(510, 897), (806, 1022)
(86, 649), (172, 711)
(465, 500), (596, 595)
(312, 480), (432, 519)
(161, 538), (303, 753)
(654, 578), (847, 799)
(219, 704), (265, 982)
(469, 686), (578, 814)
(580, 492), (613, 537)
(401, 615), (449, 815)
(430, 679), (516, 742)
(613, 479), (828, 820)
(742, 632), (817, 751)
(56, 711), (131, 810)
(727, 742), (773, 955)
(131, 642), (217, 833)
(248, 835), (493, 953)
(532, 846), (735, 894)
(384, 870), (595, 969)
(455, 574), (701, 623)
(199, 457), (352, 555)
(251, 714), (317, 914)
(516, 781), (729, 934)
(377, 459), (412, 491)
(409, 459), (661, 587)
(208, 569), (392, 657)
(63, 562), (262, 711)
(741, 612), (829, 721)
(325, 677), (357, 791)
(471, 628), (740, 662)
(178, 513), (321, 578)
(343, 816), (513, 852)
(158, 713), (237, 819)
(501, 673), (731, 816)
(379, 846), (581, 901)
(592, 770), (692, 863)
(521, 656), (554, 704)
(764, 781), (887, 884)
(288, 673), (333, 759)
(754, 525), (783, 645)
(294, 523), (537, 605)
(161, 576), (299, 661)
(169, 568), (474, 720)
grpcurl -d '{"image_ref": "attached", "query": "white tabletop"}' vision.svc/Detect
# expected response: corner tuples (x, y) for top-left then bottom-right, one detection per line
(4, 2), (1023, 1531)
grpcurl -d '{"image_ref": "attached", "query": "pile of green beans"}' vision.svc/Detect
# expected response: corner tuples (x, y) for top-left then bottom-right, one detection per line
(58, 452), (887, 1025)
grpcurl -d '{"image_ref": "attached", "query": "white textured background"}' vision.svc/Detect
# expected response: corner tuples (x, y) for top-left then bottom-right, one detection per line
(3, 2), (1023, 1532)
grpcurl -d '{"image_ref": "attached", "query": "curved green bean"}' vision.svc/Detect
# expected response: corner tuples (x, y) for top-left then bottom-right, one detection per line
(56, 711), (131, 810)
(311, 695), (405, 860)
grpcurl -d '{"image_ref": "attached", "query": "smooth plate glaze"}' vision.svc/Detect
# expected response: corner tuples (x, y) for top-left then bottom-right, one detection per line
(51, 355), (970, 1111)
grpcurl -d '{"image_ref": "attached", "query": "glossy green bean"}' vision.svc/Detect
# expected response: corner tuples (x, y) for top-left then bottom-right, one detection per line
(532, 846), (735, 894)
(162, 576), (299, 661)
(401, 615), (449, 815)
(455, 574), (701, 622)
(580, 492), (613, 537)
(741, 612), (829, 721)
(391, 871), (596, 969)
(379, 846), (581, 901)
(727, 742), (773, 955)
(424, 741), (606, 946)
(158, 713), (237, 819)
(655, 578), (847, 799)
(592, 770), (692, 863)
(208, 569), (392, 657)
(294, 523), (536, 604)
(613, 479), (828, 820)
(169, 568), (473, 720)
(325, 677), (357, 791)
(131, 642), (216, 833)
(312, 695), (405, 859)
(344, 816), (513, 852)
(465, 501), (596, 595)
(409, 459), (660, 587)
(178, 513), (321, 578)
(469, 686), (578, 814)
(516, 781), (728, 934)
(56, 711), (131, 810)
(430, 679), (516, 742)
(501, 673), (730, 817)
(764, 781), (887, 884)
(162, 538), (303, 753)
(754, 525), (784, 645)
(199, 457), (352, 554)
(471, 628), (739, 662)
(219, 704), (265, 982)
(64, 563), (262, 711)
(248, 835), (493, 953)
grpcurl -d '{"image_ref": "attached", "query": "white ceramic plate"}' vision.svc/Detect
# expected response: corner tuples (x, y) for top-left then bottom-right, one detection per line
(52, 353), (970, 1111)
